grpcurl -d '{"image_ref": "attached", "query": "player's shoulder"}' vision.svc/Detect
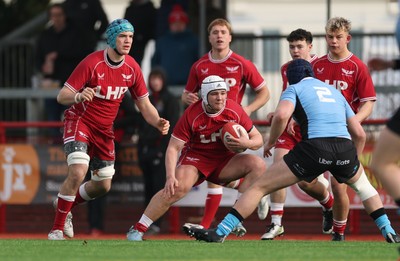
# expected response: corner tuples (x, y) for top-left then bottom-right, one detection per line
(192, 53), (210, 66)
(199, 53), (210, 62)
(225, 99), (243, 110)
(185, 100), (203, 113)
(313, 54), (328, 64)
(124, 55), (140, 67)
(348, 53), (367, 66)
(79, 50), (104, 67)
(229, 51), (250, 62)
(310, 54), (319, 64)
(85, 50), (103, 60)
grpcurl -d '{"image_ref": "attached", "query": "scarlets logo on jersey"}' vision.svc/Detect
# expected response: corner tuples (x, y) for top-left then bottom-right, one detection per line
(185, 156), (200, 162)
(277, 139), (285, 144)
(226, 66), (239, 73)
(341, 68), (354, 77)
(78, 131), (89, 140)
(122, 74), (133, 82)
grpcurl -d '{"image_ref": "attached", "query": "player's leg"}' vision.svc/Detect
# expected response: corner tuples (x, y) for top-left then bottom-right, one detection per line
(346, 166), (400, 243)
(330, 179), (349, 241)
(214, 155), (283, 238)
(187, 147), (269, 236)
(182, 181), (224, 235)
(218, 153), (267, 193)
(127, 164), (199, 241)
(297, 174), (334, 234)
(370, 126), (400, 203)
(218, 153), (267, 237)
(49, 141), (90, 240)
(261, 147), (288, 240)
(183, 179), (247, 237)
(190, 160), (299, 242)
(69, 158), (115, 238)
(200, 182), (223, 228)
(233, 146), (271, 221)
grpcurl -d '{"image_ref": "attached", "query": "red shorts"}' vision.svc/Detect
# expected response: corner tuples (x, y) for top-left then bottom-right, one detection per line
(63, 115), (115, 161)
(178, 148), (235, 186)
(275, 125), (302, 150)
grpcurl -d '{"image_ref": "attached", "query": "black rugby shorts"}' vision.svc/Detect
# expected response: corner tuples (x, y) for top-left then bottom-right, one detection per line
(283, 138), (360, 183)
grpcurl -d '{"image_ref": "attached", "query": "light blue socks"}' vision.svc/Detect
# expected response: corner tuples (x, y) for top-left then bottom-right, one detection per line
(216, 213), (240, 236)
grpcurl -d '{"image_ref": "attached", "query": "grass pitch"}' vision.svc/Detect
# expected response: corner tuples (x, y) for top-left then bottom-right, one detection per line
(0, 239), (397, 261)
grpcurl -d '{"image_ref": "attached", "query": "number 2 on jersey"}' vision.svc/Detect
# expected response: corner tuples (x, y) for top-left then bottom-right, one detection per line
(314, 87), (335, 103)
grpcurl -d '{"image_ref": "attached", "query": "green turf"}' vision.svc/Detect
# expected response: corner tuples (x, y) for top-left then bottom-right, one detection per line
(0, 239), (397, 261)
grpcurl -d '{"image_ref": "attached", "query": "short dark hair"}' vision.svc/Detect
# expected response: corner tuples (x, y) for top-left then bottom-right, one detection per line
(286, 28), (313, 44)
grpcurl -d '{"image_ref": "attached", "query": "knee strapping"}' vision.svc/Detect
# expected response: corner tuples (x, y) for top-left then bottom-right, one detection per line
(317, 174), (329, 189)
(91, 165), (115, 181)
(349, 171), (378, 201)
(67, 151), (90, 166)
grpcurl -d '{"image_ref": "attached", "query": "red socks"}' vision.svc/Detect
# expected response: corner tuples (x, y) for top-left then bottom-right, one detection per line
(134, 222), (149, 233)
(52, 197), (74, 231)
(200, 193), (222, 228)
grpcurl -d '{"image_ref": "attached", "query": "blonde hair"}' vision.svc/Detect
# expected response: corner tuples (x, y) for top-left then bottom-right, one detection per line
(325, 17), (351, 33)
(207, 18), (232, 35)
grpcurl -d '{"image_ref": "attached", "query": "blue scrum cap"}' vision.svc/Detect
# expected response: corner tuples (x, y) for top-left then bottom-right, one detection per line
(105, 19), (134, 49)
(286, 59), (315, 85)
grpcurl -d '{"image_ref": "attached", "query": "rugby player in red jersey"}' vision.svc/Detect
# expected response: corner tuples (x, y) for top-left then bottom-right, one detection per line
(181, 18), (270, 235)
(127, 75), (266, 241)
(262, 28), (335, 240)
(48, 19), (170, 240)
(311, 17), (376, 241)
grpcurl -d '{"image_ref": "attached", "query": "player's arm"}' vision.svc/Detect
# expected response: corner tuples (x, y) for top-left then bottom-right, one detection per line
(135, 97), (170, 135)
(354, 100), (375, 123)
(181, 65), (200, 106)
(164, 136), (185, 197)
(243, 84), (270, 116)
(57, 85), (97, 105)
(367, 58), (396, 71)
(264, 100), (294, 156)
(246, 126), (263, 150)
(227, 125), (263, 151)
(347, 116), (366, 156)
(181, 90), (199, 106)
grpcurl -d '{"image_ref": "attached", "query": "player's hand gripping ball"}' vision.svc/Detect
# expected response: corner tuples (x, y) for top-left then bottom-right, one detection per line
(220, 122), (249, 153)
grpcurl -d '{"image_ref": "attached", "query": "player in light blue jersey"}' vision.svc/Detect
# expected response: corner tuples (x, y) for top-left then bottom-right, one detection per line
(280, 68), (353, 140)
(188, 59), (400, 244)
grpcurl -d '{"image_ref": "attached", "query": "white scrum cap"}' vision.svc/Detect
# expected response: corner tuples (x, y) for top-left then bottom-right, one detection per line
(200, 75), (227, 106)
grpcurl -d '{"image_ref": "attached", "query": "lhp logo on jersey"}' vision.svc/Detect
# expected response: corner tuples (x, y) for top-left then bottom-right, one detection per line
(0, 145), (40, 204)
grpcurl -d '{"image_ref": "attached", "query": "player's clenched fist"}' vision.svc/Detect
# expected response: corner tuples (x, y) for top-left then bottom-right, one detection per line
(75, 87), (97, 103)
(158, 118), (170, 135)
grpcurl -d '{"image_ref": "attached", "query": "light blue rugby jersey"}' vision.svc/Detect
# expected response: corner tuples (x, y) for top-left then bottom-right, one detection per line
(280, 77), (355, 140)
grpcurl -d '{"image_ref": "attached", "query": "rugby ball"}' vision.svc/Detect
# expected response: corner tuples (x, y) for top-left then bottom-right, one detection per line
(220, 122), (249, 153)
